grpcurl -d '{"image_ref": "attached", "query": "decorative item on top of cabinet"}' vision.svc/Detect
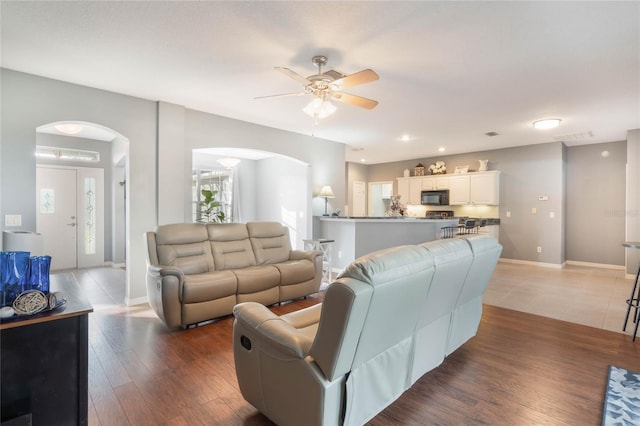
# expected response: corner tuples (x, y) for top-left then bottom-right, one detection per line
(454, 165), (469, 174)
(428, 161), (446, 175)
(403, 168), (410, 177)
(414, 163), (425, 176)
(479, 160), (488, 171)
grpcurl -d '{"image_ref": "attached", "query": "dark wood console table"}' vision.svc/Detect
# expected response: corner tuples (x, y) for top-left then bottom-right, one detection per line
(1, 274), (93, 426)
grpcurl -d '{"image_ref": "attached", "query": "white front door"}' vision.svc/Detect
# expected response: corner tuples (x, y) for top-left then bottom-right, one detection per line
(36, 166), (105, 270)
(36, 167), (77, 270)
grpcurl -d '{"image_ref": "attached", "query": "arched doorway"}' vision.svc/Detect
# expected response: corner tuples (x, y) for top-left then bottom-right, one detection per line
(192, 147), (311, 249)
(35, 121), (130, 294)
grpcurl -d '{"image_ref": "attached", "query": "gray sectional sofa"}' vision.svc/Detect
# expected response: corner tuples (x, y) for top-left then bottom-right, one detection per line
(144, 221), (322, 328)
(232, 235), (502, 426)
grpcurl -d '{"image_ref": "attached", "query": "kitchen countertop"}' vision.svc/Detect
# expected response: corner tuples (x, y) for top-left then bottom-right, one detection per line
(319, 216), (500, 225)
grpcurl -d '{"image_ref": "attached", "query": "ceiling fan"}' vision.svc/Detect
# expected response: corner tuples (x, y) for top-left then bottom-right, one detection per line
(256, 55), (379, 123)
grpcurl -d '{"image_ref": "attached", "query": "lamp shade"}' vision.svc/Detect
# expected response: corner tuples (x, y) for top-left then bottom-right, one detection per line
(303, 98), (337, 119)
(319, 185), (335, 198)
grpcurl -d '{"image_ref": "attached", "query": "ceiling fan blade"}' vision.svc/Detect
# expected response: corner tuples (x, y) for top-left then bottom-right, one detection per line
(254, 92), (307, 100)
(331, 92), (378, 109)
(331, 69), (379, 90)
(275, 67), (311, 85)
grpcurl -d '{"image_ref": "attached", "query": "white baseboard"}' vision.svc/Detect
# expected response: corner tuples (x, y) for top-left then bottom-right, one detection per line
(498, 258), (563, 269)
(564, 260), (625, 270)
(111, 262), (126, 268)
(125, 295), (148, 306)
(499, 258), (627, 271)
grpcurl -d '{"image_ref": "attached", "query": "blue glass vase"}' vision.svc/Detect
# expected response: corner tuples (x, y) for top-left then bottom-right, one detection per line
(28, 255), (52, 294)
(1, 251), (31, 307)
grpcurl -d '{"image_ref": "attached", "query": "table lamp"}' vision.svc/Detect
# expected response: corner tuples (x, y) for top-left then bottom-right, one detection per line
(319, 185), (335, 216)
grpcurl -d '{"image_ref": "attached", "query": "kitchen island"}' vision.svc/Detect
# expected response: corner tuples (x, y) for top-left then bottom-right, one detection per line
(317, 216), (459, 270)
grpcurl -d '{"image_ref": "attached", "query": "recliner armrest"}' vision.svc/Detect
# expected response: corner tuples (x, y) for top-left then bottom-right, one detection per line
(147, 265), (184, 281)
(289, 250), (322, 262)
(148, 264), (184, 280)
(234, 302), (315, 358)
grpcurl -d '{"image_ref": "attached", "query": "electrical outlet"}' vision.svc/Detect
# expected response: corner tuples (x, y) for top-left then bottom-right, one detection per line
(536, 246), (542, 253)
(506, 211), (511, 218)
(531, 208), (537, 214)
(549, 212), (555, 219)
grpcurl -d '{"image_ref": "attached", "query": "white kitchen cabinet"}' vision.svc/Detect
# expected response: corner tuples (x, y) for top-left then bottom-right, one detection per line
(397, 177), (410, 204)
(448, 175), (470, 205)
(409, 178), (422, 204)
(469, 171), (500, 205)
(422, 175), (449, 190)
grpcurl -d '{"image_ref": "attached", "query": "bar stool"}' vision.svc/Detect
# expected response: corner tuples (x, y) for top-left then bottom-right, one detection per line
(303, 239), (334, 286)
(622, 241), (640, 341)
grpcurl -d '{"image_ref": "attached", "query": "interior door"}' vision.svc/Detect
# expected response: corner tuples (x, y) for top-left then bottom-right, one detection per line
(36, 167), (77, 270)
(353, 181), (366, 216)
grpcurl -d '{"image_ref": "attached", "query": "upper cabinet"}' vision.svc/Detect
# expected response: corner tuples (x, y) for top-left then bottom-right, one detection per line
(450, 171), (500, 205)
(421, 176), (449, 190)
(398, 171), (500, 206)
(469, 171), (500, 205)
(448, 175), (471, 205)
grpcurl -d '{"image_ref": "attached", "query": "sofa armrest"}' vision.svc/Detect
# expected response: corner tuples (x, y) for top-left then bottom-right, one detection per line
(146, 265), (185, 328)
(289, 249), (322, 262)
(148, 264), (184, 280)
(233, 302), (315, 358)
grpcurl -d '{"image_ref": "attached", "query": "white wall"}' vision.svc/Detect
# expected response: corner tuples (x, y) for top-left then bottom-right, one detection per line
(256, 156), (310, 249)
(627, 129), (640, 275)
(185, 109), (345, 218)
(1, 69), (157, 304)
(1, 69), (345, 304)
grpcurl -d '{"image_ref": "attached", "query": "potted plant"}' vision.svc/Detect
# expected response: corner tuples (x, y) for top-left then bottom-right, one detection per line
(199, 189), (225, 223)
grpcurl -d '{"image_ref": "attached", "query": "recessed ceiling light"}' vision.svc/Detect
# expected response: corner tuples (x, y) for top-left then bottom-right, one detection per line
(360, 158), (366, 162)
(533, 119), (561, 130)
(438, 147), (445, 152)
(54, 123), (83, 134)
(400, 134), (411, 142)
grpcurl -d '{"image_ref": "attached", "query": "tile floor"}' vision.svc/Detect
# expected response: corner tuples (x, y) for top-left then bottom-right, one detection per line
(73, 259), (638, 338)
(484, 261), (636, 336)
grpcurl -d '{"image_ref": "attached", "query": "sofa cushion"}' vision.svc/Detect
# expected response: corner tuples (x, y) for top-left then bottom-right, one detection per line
(247, 222), (291, 264)
(208, 223), (256, 269)
(155, 223), (213, 274)
(234, 265), (280, 294)
(182, 271), (238, 304)
(275, 259), (316, 285)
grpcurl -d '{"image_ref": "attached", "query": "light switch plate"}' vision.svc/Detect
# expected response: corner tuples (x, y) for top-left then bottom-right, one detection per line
(4, 214), (22, 227)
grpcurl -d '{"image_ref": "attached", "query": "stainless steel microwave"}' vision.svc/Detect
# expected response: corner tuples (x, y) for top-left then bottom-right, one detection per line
(421, 189), (449, 206)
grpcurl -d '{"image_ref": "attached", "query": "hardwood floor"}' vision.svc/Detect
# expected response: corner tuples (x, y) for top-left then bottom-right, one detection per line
(72, 266), (640, 425)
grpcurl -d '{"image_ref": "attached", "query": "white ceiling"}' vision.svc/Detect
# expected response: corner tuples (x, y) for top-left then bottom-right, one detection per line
(2, 1), (638, 164)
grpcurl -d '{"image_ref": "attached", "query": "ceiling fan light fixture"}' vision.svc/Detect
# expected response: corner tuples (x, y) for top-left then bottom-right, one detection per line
(303, 98), (336, 120)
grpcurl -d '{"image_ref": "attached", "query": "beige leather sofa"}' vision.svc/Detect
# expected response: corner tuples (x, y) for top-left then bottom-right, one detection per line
(233, 235), (502, 426)
(144, 221), (322, 328)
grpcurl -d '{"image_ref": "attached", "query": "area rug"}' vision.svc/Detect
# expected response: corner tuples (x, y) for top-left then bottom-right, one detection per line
(602, 365), (640, 426)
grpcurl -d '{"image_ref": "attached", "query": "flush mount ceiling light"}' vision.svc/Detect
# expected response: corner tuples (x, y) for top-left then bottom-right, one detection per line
(217, 157), (240, 169)
(54, 123), (83, 134)
(399, 134), (411, 142)
(533, 118), (561, 130)
(438, 147), (446, 152)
